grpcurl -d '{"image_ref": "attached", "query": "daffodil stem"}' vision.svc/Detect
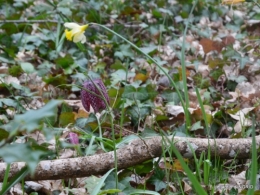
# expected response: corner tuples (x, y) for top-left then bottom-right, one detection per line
(89, 22), (191, 129)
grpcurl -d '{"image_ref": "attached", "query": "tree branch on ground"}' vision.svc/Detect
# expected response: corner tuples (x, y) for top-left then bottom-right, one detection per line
(0, 135), (259, 181)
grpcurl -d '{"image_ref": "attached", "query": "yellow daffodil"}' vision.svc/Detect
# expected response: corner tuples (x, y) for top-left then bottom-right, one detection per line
(64, 22), (89, 43)
(222, 0), (245, 4)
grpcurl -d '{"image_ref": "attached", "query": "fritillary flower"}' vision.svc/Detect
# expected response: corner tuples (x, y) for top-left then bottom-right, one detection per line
(81, 78), (110, 113)
(68, 132), (79, 145)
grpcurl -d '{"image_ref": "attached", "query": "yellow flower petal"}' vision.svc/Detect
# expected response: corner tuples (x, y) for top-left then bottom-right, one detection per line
(65, 29), (73, 41)
(80, 24), (89, 32)
(64, 23), (88, 43)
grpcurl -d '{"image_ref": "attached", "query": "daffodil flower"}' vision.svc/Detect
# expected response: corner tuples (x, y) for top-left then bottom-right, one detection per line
(222, 0), (245, 4)
(64, 22), (88, 43)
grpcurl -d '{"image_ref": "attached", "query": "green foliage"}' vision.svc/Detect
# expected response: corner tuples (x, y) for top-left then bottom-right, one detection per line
(148, 168), (167, 191)
(0, 143), (45, 172)
(2, 100), (60, 135)
(1, 0), (260, 194)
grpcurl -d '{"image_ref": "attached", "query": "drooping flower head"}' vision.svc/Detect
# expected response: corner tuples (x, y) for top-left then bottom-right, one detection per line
(81, 78), (110, 113)
(68, 132), (79, 145)
(64, 22), (88, 43)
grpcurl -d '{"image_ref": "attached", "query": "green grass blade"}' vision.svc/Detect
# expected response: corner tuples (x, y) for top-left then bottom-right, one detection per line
(163, 135), (208, 195)
(2, 164), (10, 189)
(181, 0), (198, 118)
(195, 87), (210, 135)
(90, 168), (115, 195)
(129, 189), (160, 195)
(247, 116), (257, 195)
(0, 166), (29, 195)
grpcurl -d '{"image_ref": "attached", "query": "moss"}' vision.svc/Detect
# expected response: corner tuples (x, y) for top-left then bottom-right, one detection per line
(8, 65), (23, 77)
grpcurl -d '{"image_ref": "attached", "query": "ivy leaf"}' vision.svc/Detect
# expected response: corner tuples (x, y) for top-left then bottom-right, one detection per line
(0, 98), (18, 108)
(148, 169), (167, 191)
(122, 86), (149, 101)
(20, 62), (35, 73)
(2, 100), (61, 135)
(85, 176), (103, 194)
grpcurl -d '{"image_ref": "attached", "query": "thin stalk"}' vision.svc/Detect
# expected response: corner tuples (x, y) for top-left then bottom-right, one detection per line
(195, 87), (210, 135)
(86, 77), (118, 189)
(2, 164), (10, 189)
(247, 116), (257, 194)
(181, 0), (198, 116)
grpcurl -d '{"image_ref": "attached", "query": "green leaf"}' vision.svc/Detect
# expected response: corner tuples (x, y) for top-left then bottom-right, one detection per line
(90, 168), (115, 195)
(2, 100), (60, 135)
(0, 143), (45, 172)
(191, 121), (203, 131)
(110, 69), (135, 84)
(140, 45), (157, 54)
(114, 44), (134, 60)
(57, 7), (72, 16)
(129, 190), (160, 195)
(0, 128), (9, 141)
(59, 112), (75, 127)
(0, 98), (18, 108)
(148, 168), (167, 191)
(122, 86), (149, 101)
(161, 91), (181, 104)
(131, 160), (153, 175)
(98, 189), (121, 195)
(20, 62), (35, 73)
(127, 105), (151, 127)
(55, 54), (74, 69)
(104, 175), (134, 193)
(85, 176), (103, 194)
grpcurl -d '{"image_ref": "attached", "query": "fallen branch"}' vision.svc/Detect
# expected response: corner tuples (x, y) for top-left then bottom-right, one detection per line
(0, 136), (259, 181)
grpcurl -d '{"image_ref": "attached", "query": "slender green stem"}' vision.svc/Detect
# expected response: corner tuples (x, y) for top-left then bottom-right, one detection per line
(195, 87), (210, 135)
(2, 163), (10, 188)
(253, 0), (260, 8)
(85, 77), (118, 188)
(248, 116), (257, 194)
(181, 0), (198, 117)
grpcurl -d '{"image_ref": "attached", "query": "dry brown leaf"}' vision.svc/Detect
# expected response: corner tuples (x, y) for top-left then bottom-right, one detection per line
(134, 72), (149, 82)
(222, 35), (236, 46)
(199, 38), (224, 53)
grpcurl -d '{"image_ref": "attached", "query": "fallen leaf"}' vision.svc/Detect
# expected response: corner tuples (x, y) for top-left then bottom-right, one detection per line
(199, 38), (224, 53)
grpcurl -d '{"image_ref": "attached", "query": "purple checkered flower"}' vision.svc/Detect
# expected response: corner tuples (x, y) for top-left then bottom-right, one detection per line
(81, 78), (110, 113)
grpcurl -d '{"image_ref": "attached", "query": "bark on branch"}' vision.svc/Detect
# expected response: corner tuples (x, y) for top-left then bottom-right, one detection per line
(0, 136), (259, 181)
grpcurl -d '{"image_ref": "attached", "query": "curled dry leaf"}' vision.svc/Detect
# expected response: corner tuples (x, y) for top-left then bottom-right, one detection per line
(199, 35), (235, 54)
(166, 105), (184, 116)
(199, 38), (224, 54)
(229, 107), (255, 133)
